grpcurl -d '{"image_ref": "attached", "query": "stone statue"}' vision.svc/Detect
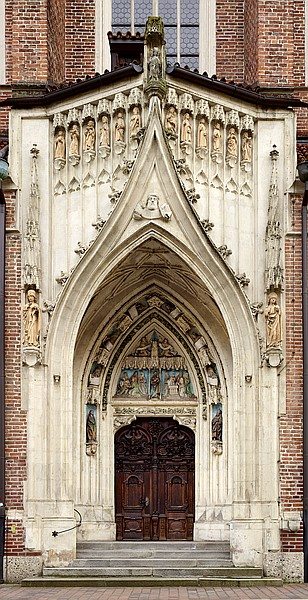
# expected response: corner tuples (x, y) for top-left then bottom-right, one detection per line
(130, 106), (141, 137)
(115, 111), (125, 142)
(212, 122), (222, 153)
(181, 112), (192, 144)
(265, 292), (282, 348)
(84, 119), (96, 151)
(197, 118), (207, 149)
(69, 124), (80, 156)
(212, 407), (222, 442)
(164, 106), (177, 136)
(86, 409), (97, 444)
(23, 289), (41, 347)
(54, 129), (65, 159)
(149, 47), (161, 80)
(226, 127), (238, 159)
(241, 131), (252, 162)
(99, 115), (110, 146)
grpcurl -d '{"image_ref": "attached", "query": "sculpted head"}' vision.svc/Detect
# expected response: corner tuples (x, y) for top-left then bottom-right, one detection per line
(147, 194), (159, 210)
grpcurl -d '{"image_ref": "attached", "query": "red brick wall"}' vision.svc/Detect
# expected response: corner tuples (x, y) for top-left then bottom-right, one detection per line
(243, 0), (258, 85)
(216, 0), (244, 82)
(5, 190), (26, 553)
(65, 0), (96, 82)
(280, 195), (303, 551)
(47, 0), (65, 84)
(10, 0), (48, 83)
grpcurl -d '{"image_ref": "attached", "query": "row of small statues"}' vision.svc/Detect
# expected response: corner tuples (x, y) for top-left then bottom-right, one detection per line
(54, 109), (142, 159)
(165, 107), (252, 161)
(54, 109), (252, 162)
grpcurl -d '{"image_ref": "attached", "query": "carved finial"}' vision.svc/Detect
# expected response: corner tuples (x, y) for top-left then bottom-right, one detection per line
(236, 273), (250, 287)
(270, 145), (279, 161)
(144, 17), (167, 100)
(201, 219), (214, 232)
(218, 245), (232, 259)
(265, 145), (283, 291)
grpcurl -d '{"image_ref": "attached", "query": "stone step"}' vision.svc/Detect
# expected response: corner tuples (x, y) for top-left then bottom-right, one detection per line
(77, 541), (230, 551)
(22, 576), (283, 588)
(42, 566), (263, 578)
(72, 558), (233, 567)
(77, 548), (230, 561)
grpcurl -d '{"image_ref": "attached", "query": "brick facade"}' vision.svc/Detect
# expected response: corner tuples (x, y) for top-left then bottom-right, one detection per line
(2, 0), (308, 575)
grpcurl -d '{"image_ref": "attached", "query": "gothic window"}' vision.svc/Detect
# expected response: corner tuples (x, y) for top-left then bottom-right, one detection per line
(112, 0), (199, 69)
(96, 0), (215, 78)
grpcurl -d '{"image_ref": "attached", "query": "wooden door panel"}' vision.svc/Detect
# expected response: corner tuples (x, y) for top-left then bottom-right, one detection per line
(115, 417), (195, 541)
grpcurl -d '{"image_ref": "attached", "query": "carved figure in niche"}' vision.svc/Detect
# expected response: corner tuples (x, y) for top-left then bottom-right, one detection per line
(99, 115), (110, 147)
(136, 336), (150, 356)
(149, 47), (161, 80)
(241, 131), (252, 162)
(130, 106), (141, 137)
(212, 122), (222, 153)
(206, 365), (221, 404)
(69, 124), (80, 156)
(197, 118), (207, 149)
(181, 113), (192, 144)
(164, 106), (177, 136)
(264, 292), (282, 348)
(198, 346), (211, 367)
(226, 127), (238, 159)
(89, 364), (103, 386)
(212, 404), (222, 442)
(159, 338), (177, 356)
(133, 194), (172, 221)
(54, 129), (65, 159)
(84, 119), (96, 151)
(23, 289), (41, 347)
(150, 369), (160, 398)
(115, 111), (125, 142)
(86, 409), (97, 444)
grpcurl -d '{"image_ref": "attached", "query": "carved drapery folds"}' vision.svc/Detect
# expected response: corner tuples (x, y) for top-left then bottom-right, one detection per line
(22, 288), (41, 366)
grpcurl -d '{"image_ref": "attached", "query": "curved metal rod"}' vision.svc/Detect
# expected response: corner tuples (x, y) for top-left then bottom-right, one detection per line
(52, 509), (82, 537)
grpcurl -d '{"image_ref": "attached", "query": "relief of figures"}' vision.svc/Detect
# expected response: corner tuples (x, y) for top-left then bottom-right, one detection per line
(164, 106), (177, 136)
(148, 47), (161, 81)
(211, 403), (222, 442)
(86, 406), (98, 455)
(99, 115), (110, 147)
(265, 292), (282, 349)
(241, 131), (252, 163)
(69, 124), (80, 156)
(83, 119), (96, 151)
(226, 127), (238, 163)
(212, 121), (222, 154)
(196, 118), (208, 149)
(23, 289), (41, 347)
(130, 106), (141, 138)
(115, 332), (194, 400)
(54, 128), (66, 160)
(115, 111), (126, 142)
(181, 113), (192, 145)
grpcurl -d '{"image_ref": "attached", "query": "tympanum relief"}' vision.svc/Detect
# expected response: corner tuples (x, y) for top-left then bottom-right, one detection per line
(115, 332), (195, 401)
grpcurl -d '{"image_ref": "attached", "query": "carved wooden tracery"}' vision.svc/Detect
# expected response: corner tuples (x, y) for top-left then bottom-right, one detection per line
(115, 417), (195, 540)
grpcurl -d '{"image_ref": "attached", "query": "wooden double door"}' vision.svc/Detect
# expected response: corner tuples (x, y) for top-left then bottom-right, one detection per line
(115, 417), (195, 541)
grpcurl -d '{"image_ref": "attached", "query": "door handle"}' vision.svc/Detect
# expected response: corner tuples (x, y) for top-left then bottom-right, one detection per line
(140, 496), (149, 507)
